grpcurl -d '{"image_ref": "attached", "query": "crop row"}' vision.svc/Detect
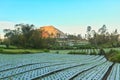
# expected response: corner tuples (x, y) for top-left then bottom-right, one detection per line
(0, 53), (119, 80)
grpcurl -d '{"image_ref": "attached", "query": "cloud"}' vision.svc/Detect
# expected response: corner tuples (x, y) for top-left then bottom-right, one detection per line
(0, 21), (16, 39)
(0, 21), (15, 30)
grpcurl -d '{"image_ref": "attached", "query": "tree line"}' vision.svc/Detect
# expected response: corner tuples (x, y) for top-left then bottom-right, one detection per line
(86, 25), (120, 48)
(3, 24), (120, 49)
(3, 24), (55, 49)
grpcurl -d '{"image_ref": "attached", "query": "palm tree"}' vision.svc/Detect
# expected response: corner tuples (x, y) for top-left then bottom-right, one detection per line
(15, 23), (34, 48)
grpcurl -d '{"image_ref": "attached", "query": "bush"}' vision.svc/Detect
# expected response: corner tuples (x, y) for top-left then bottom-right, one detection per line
(106, 49), (120, 63)
(0, 49), (3, 52)
(109, 54), (120, 63)
(98, 48), (105, 55)
(56, 51), (59, 54)
(109, 49), (118, 54)
(43, 49), (49, 52)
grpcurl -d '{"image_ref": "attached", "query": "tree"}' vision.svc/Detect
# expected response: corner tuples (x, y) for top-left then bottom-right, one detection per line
(77, 34), (82, 40)
(87, 26), (91, 32)
(4, 23), (57, 49)
(98, 25), (107, 34)
(88, 25), (120, 48)
(29, 29), (43, 48)
(4, 24), (35, 48)
(110, 29), (119, 47)
(15, 24), (34, 48)
(113, 29), (118, 35)
(3, 29), (16, 48)
(86, 26), (92, 39)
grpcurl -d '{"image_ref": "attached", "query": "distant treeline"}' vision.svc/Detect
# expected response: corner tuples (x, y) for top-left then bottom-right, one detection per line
(2, 24), (120, 49)
(3, 24), (56, 49)
(86, 25), (120, 48)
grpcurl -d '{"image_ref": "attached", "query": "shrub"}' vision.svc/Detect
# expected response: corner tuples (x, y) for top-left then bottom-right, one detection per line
(109, 49), (118, 54)
(56, 51), (59, 54)
(43, 49), (49, 52)
(98, 48), (105, 55)
(105, 49), (120, 63)
(109, 54), (120, 63)
(0, 49), (3, 52)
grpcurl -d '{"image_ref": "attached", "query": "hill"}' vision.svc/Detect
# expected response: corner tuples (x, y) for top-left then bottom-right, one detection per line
(39, 25), (66, 38)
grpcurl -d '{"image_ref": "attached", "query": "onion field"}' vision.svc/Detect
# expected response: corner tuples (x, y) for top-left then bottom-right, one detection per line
(0, 53), (119, 80)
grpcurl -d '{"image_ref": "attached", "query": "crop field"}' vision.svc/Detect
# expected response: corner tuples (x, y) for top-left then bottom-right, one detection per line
(50, 49), (99, 54)
(0, 53), (119, 80)
(50, 48), (120, 54)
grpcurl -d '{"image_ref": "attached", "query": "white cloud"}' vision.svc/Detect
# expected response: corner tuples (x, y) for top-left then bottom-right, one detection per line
(0, 21), (15, 30)
(0, 21), (16, 39)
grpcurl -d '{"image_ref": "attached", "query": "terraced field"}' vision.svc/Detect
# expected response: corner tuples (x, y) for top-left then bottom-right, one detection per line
(0, 53), (119, 80)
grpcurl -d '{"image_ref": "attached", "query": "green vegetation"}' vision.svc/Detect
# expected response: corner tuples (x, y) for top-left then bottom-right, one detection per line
(50, 50), (74, 54)
(3, 23), (56, 49)
(87, 25), (120, 48)
(67, 50), (97, 55)
(105, 49), (120, 63)
(0, 49), (49, 54)
(50, 49), (98, 55)
(90, 49), (97, 55)
(98, 48), (106, 55)
(2, 23), (120, 63)
(51, 44), (96, 50)
(73, 44), (95, 49)
(68, 51), (86, 55)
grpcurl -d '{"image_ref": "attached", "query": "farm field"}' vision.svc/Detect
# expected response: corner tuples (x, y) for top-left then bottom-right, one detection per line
(50, 49), (99, 54)
(50, 48), (120, 54)
(0, 53), (119, 80)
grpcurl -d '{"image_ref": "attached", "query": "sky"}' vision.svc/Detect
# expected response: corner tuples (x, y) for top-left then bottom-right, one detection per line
(0, 0), (120, 38)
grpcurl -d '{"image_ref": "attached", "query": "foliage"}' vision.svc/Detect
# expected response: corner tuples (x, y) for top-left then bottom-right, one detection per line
(3, 23), (56, 49)
(86, 26), (92, 39)
(68, 51), (86, 55)
(98, 48), (106, 55)
(87, 25), (120, 48)
(0, 49), (3, 52)
(0, 49), (44, 54)
(74, 44), (95, 49)
(43, 49), (50, 52)
(105, 49), (120, 63)
(90, 49), (97, 55)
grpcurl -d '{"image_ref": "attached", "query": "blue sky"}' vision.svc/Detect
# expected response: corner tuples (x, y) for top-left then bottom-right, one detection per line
(0, 0), (120, 36)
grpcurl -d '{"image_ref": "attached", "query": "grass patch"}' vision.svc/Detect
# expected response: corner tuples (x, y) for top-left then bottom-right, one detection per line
(0, 49), (46, 54)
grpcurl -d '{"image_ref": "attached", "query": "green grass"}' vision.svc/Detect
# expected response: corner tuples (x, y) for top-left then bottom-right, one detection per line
(0, 49), (48, 54)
